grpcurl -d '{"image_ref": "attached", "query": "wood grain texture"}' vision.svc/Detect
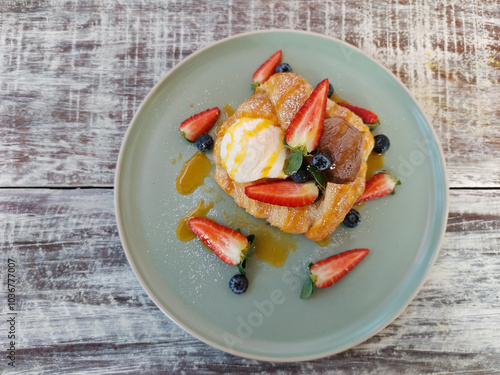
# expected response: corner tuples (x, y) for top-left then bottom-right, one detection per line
(0, 189), (499, 374)
(0, 0), (499, 187)
(1, 0), (499, 373)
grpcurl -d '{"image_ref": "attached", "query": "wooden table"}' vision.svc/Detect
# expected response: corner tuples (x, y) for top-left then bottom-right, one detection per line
(1, 1), (499, 373)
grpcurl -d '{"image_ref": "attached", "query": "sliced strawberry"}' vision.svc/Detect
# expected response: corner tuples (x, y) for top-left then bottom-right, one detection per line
(179, 107), (220, 142)
(285, 79), (329, 154)
(356, 171), (401, 204)
(188, 217), (250, 266)
(301, 248), (370, 298)
(245, 181), (319, 207)
(252, 50), (282, 87)
(309, 248), (369, 289)
(337, 102), (378, 125)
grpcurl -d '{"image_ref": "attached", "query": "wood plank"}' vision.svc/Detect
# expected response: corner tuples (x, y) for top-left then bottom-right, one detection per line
(1, 188), (498, 373)
(0, 0), (499, 188)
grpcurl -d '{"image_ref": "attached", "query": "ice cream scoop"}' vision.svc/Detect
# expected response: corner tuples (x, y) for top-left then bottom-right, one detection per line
(220, 117), (289, 183)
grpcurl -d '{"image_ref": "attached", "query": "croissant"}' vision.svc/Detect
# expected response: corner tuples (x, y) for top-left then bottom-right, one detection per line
(213, 73), (374, 241)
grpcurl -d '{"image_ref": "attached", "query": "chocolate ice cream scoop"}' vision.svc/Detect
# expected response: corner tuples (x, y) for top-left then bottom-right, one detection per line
(318, 117), (363, 184)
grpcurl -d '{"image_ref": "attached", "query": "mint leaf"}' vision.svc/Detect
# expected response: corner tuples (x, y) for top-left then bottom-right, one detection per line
(307, 165), (326, 191)
(284, 152), (303, 175)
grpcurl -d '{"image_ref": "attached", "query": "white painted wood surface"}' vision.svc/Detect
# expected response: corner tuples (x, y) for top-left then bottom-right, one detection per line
(0, 0), (499, 373)
(1, 0), (498, 188)
(0, 189), (498, 373)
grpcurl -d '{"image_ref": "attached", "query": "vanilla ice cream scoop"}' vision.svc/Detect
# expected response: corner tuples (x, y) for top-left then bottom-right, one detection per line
(220, 117), (289, 183)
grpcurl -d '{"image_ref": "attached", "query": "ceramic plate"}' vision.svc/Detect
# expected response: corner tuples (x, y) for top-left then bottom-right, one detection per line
(115, 30), (448, 362)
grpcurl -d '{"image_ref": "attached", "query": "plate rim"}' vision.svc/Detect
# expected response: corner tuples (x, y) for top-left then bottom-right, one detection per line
(114, 29), (450, 362)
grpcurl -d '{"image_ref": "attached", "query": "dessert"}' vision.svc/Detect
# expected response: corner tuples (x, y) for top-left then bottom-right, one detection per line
(212, 72), (375, 241)
(177, 50), (400, 297)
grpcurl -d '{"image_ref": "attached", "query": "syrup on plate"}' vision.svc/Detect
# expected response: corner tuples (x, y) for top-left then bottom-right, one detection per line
(175, 151), (213, 195)
(176, 200), (214, 242)
(366, 151), (385, 180)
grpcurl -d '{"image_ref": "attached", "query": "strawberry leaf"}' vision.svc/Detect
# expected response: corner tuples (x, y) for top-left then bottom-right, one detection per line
(246, 234), (255, 244)
(238, 258), (247, 276)
(368, 121), (380, 131)
(238, 234), (256, 275)
(300, 277), (314, 299)
(283, 152), (303, 175)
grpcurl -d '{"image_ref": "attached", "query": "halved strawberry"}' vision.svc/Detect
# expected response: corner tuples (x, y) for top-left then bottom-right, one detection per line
(285, 79), (329, 154)
(356, 171), (401, 204)
(252, 50), (282, 87)
(179, 107), (220, 142)
(337, 102), (378, 125)
(245, 180), (319, 207)
(188, 217), (250, 266)
(301, 249), (370, 298)
(311, 248), (369, 288)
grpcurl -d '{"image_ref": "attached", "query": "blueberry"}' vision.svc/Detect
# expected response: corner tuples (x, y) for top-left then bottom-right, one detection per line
(328, 83), (334, 98)
(275, 63), (292, 73)
(195, 133), (214, 152)
(373, 134), (390, 154)
(229, 274), (248, 294)
(343, 209), (361, 228)
(290, 165), (309, 183)
(312, 152), (332, 171)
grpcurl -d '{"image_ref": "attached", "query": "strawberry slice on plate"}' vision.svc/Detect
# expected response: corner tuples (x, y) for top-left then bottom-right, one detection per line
(311, 248), (370, 288)
(252, 50), (282, 87)
(179, 107), (220, 142)
(356, 171), (401, 204)
(337, 102), (379, 126)
(188, 217), (251, 266)
(285, 78), (329, 154)
(301, 248), (370, 298)
(245, 180), (319, 207)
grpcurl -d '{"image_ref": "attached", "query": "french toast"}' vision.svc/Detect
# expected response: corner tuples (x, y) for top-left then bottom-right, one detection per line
(213, 73), (374, 241)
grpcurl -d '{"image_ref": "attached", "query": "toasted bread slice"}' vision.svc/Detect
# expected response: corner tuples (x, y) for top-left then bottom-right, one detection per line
(213, 73), (374, 241)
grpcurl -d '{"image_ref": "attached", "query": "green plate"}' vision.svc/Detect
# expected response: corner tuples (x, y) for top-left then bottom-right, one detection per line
(115, 30), (448, 362)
